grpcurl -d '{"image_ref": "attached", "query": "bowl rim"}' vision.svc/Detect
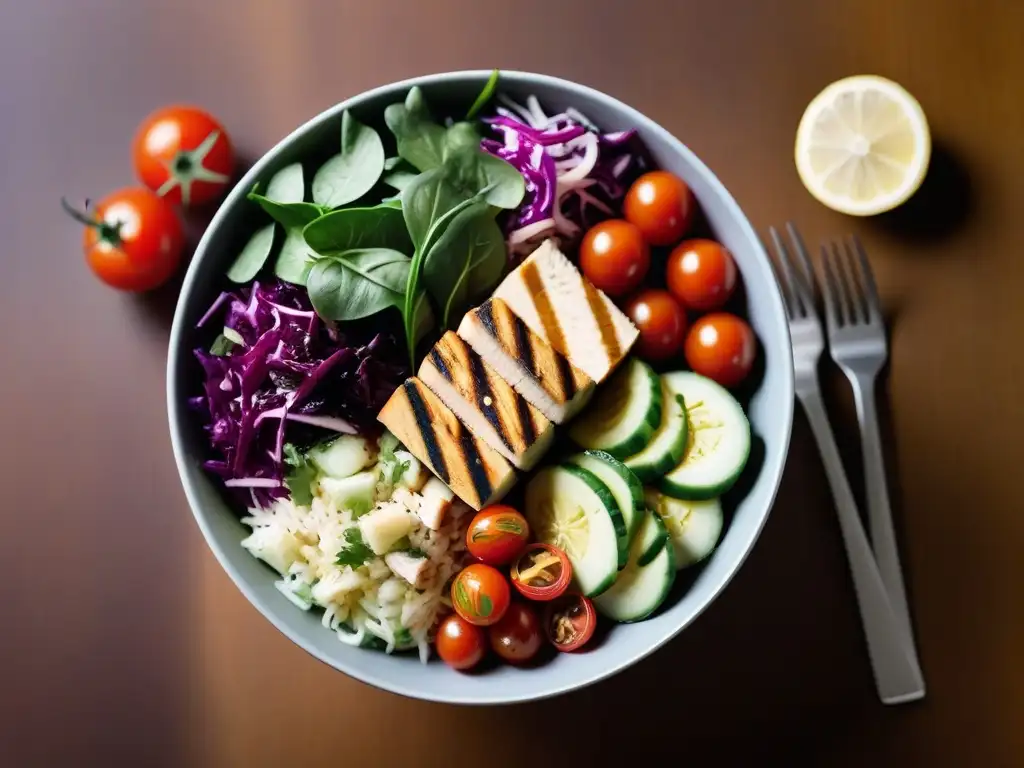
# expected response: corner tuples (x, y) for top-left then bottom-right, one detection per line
(167, 68), (794, 704)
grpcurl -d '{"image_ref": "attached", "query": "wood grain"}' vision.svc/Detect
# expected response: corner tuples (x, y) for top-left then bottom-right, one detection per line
(1, 0), (1021, 765)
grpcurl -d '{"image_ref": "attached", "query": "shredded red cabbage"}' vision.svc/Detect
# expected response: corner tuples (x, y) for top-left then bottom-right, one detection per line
(482, 94), (651, 258)
(191, 280), (407, 507)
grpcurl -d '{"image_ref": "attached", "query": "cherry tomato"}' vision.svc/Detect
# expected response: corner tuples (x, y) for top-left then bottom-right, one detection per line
(133, 105), (234, 207)
(488, 602), (543, 664)
(544, 593), (597, 652)
(62, 188), (184, 292)
(451, 563), (511, 627)
(510, 543), (572, 601)
(579, 219), (650, 297)
(466, 505), (529, 566)
(623, 171), (695, 246)
(667, 239), (738, 311)
(436, 613), (487, 671)
(684, 312), (757, 388)
(624, 289), (688, 361)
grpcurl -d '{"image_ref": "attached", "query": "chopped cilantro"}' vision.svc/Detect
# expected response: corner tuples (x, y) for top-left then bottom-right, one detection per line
(282, 444), (316, 507)
(335, 528), (374, 567)
(349, 497), (373, 518)
(389, 536), (427, 558)
(394, 628), (413, 646)
(403, 547), (428, 559)
(379, 431), (400, 464)
(388, 459), (410, 486)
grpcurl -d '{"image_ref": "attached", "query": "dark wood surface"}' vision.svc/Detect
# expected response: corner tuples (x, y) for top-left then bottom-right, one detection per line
(2, 1), (1021, 765)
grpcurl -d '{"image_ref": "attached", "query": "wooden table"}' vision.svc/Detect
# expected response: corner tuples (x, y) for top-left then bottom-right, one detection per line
(3, 1), (1021, 764)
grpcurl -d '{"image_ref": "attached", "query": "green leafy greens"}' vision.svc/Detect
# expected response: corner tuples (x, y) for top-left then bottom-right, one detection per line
(466, 69), (499, 119)
(335, 528), (374, 567)
(312, 111), (386, 209)
(282, 444), (317, 507)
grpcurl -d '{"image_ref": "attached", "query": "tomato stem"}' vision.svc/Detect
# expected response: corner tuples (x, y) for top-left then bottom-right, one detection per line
(61, 197), (121, 244)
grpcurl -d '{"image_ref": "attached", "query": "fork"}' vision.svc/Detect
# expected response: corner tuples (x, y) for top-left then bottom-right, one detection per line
(819, 236), (918, 655)
(768, 223), (925, 704)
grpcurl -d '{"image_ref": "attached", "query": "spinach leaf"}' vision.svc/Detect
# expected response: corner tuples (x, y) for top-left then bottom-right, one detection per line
(384, 86), (449, 172)
(382, 160), (419, 192)
(444, 121), (481, 154)
(312, 110), (385, 209)
(226, 222), (276, 283)
(442, 146), (525, 210)
(222, 326), (245, 345)
(247, 192), (325, 285)
(400, 166), (474, 251)
(335, 528), (374, 567)
(265, 162), (305, 204)
(302, 204), (411, 256)
(306, 248), (410, 321)
(383, 156), (403, 171)
(466, 69), (499, 119)
(422, 202), (507, 328)
(283, 444), (317, 507)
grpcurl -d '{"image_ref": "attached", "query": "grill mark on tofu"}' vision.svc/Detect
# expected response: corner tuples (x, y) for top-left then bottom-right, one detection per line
(556, 353), (577, 400)
(520, 259), (568, 358)
(516, 394), (537, 445)
(427, 347), (452, 382)
(404, 381), (449, 484)
(510, 310), (539, 379)
(582, 279), (622, 365)
(458, 431), (493, 505)
(464, 349), (513, 453)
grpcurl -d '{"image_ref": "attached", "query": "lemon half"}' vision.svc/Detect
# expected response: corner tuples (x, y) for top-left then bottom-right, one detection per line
(795, 75), (931, 216)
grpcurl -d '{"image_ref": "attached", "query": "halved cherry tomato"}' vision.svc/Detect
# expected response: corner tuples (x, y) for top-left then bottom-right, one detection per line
(684, 312), (756, 388)
(133, 105), (234, 207)
(623, 171), (695, 246)
(579, 219), (650, 297)
(544, 593), (597, 652)
(62, 188), (184, 292)
(667, 239), (738, 311)
(510, 543), (572, 601)
(436, 613), (487, 671)
(624, 289), (688, 361)
(451, 563), (511, 627)
(488, 602), (543, 664)
(466, 505), (529, 566)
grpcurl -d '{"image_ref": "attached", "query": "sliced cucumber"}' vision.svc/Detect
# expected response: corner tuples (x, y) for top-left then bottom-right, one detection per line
(569, 358), (662, 459)
(645, 489), (724, 569)
(524, 465), (624, 597)
(623, 380), (688, 482)
(566, 451), (644, 567)
(594, 510), (676, 623)
(658, 372), (751, 500)
(309, 435), (374, 479)
(633, 504), (670, 567)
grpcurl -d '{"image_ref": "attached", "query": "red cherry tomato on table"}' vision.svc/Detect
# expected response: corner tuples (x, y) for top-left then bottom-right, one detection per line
(684, 313), (757, 388)
(436, 613), (487, 671)
(544, 593), (597, 653)
(488, 602), (543, 664)
(451, 563), (511, 627)
(466, 505), (529, 566)
(133, 105), (234, 207)
(579, 219), (650, 297)
(667, 239), (738, 312)
(61, 188), (184, 292)
(624, 289), (688, 362)
(510, 543), (572, 601)
(623, 171), (695, 246)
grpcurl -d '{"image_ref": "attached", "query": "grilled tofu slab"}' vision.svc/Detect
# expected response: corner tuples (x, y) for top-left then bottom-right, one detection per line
(493, 239), (639, 383)
(377, 378), (516, 510)
(419, 331), (555, 470)
(457, 297), (594, 424)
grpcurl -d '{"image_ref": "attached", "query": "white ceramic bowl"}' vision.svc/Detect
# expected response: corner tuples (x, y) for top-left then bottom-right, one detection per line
(167, 70), (793, 704)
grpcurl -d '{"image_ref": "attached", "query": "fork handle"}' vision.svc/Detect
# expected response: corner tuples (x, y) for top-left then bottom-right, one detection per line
(798, 386), (926, 704)
(846, 370), (918, 653)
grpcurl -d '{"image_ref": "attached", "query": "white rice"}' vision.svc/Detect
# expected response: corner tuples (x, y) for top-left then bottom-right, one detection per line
(240, 472), (469, 662)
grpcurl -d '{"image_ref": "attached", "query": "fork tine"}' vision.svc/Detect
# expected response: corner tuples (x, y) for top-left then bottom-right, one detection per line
(849, 235), (882, 323)
(785, 222), (816, 294)
(819, 244), (843, 331)
(768, 226), (802, 318)
(836, 239), (867, 324)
